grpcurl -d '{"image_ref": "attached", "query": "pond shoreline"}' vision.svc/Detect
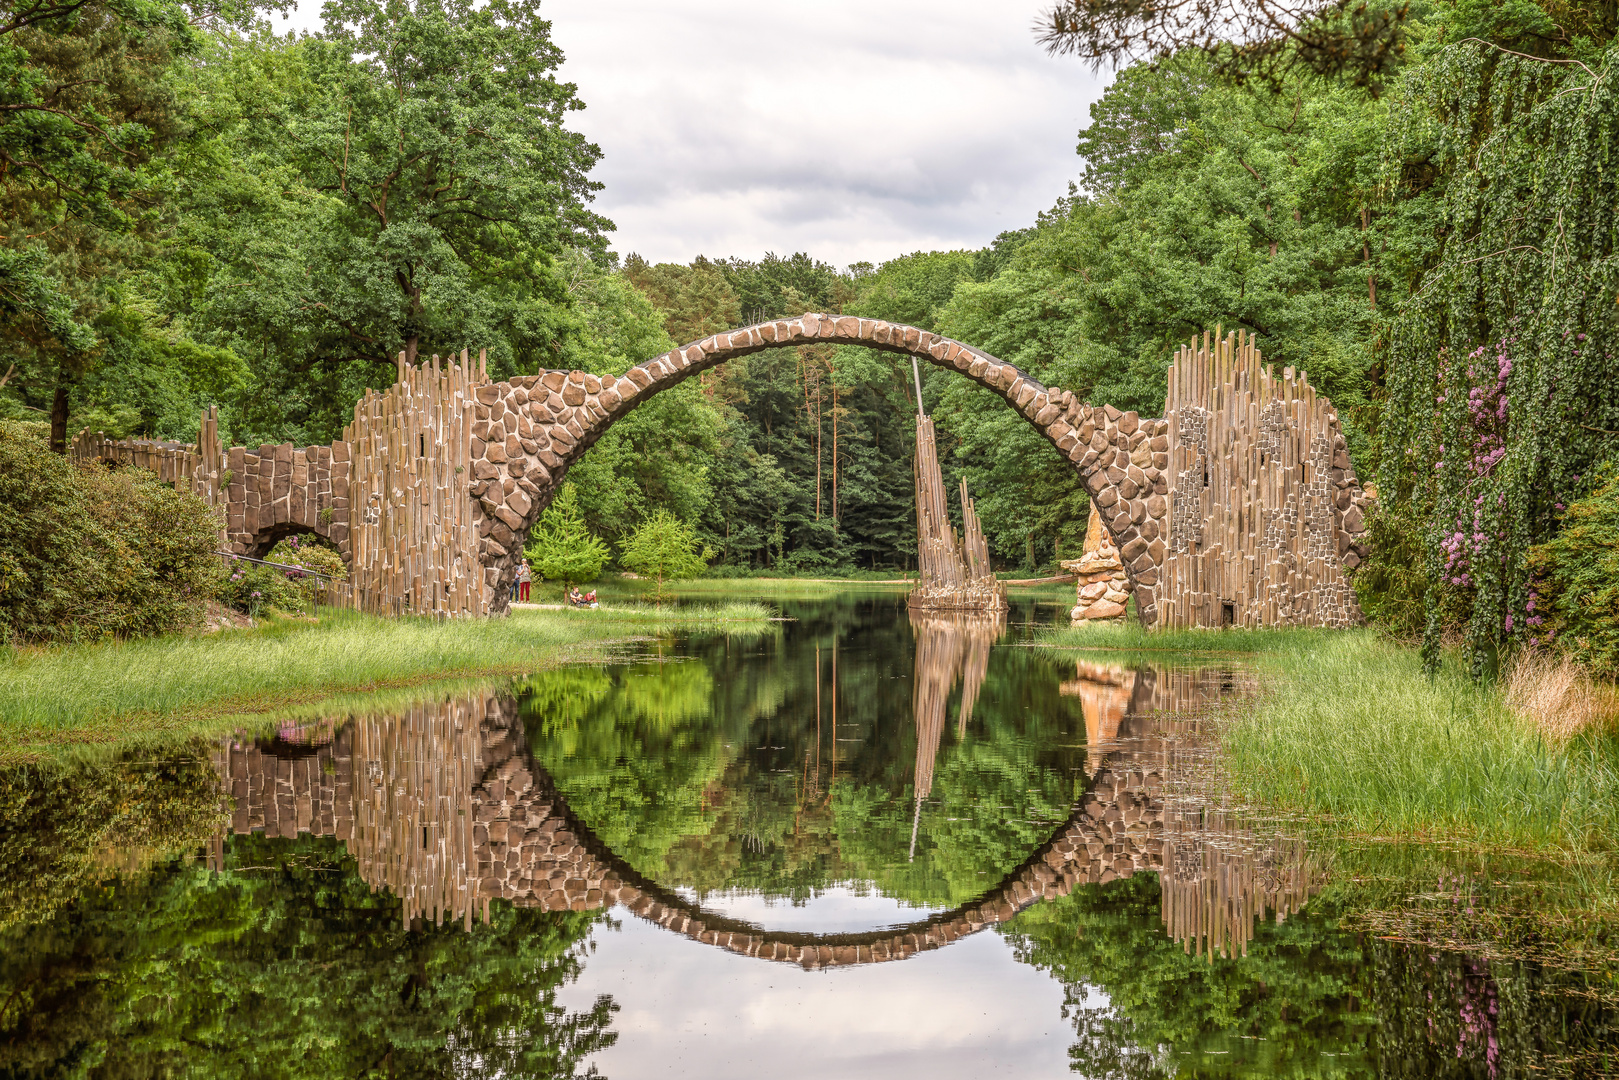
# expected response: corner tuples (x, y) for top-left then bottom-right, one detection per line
(0, 601), (774, 762)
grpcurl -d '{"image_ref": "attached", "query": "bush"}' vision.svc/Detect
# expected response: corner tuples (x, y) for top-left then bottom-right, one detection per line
(1349, 499), (1458, 642)
(0, 421), (222, 644)
(1526, 466), (1619, 679)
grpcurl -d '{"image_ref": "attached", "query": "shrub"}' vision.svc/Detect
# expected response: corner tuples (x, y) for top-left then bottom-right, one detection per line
(1349, 500), (1444, 642)
(220, 534), (347, 616)
(0, 421), (221, 644)
(1525, 466), (1619, 679)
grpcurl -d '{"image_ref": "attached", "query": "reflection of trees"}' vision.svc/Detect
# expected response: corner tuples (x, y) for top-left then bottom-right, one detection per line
(524, 595), (1086, 908)
(1372, 942), (1619, 1078)
(0, 746), (222, 936)
(522, 657), (735, 877)
(1005, 877), (1376, 1079)
(0, 833), (614, 1077)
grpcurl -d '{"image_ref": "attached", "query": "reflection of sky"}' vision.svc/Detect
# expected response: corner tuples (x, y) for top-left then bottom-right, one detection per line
(559, 910), (1081, 1079)
(670, 885), (946, 934)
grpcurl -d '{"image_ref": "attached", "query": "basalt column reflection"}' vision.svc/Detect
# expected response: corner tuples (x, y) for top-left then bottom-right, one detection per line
(211, 673), (1320, 966)
(907, 608), (1005, 857)
(1061, 662), (1325, 959)
(212, 694), (620, 931)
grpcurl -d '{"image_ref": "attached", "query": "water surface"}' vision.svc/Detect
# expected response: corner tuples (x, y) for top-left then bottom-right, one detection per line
(1, 590), (1613, 1077)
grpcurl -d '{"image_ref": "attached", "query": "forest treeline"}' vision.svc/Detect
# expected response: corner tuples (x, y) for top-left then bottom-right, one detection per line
(2, 0), (1616, 664)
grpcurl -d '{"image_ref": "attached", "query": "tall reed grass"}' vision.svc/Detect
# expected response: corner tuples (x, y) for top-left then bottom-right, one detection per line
(1504, 650), (1619, 746)
(0, 602), (771, 756)
(1222, 632), (1619, 855)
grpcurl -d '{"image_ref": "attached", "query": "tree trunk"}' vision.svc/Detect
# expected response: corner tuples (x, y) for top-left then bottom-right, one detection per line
(831, 382), (839, 521)
(1361, 206), (1377, 312)
(49, 384), (68, 455)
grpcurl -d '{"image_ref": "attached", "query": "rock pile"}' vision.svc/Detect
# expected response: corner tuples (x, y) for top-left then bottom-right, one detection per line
(1062, 505), (1133, 624)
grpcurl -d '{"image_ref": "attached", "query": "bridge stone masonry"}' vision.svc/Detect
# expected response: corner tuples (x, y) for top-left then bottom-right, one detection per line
(76, 314), (1372, 627)
(214, 669), (1320, 965)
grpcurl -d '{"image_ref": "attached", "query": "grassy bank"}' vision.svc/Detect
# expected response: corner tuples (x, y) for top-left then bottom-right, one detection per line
(0, 601), (771, 760)
(1223, 632), (1619, 856)
(591, 574), (1076, 605)
(1042, 623), (1619, 857)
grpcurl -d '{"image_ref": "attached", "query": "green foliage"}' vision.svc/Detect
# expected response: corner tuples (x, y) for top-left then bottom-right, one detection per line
(0, 744), (223, 936)
(1526, 466), (1619, 677)
(0, 833), (617, 1076)
(717, 252), (845, 324)
(1348, 500), (1437, 640)
(618, 509), (710, 603)
(622, 254), (740, 344)
(1006, 876), (1375, 1076)
(155, 0), (611, 444)
(221, 533), (348, 615)
(525, 483), (608, 586)
(0, 421), (221, 644)
(549, 255), (723, 550)
(1377, 42), (1619, 670)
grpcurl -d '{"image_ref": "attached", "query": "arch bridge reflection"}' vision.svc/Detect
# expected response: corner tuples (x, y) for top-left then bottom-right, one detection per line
(214, 665), (1319, 967)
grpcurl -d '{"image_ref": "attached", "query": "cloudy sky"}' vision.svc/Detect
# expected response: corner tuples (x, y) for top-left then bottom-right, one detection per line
(278, 1), (1114, 269)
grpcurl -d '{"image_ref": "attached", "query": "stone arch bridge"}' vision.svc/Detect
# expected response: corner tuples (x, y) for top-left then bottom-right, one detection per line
(75, 315), (1371, 627)
(214, 668), (1319, 966)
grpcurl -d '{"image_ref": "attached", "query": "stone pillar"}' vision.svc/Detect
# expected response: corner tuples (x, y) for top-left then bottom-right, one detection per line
(1061, 505), (1132, 624)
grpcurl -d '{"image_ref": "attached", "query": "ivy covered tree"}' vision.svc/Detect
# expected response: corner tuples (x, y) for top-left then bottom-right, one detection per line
(1376, 37), (1619, 672)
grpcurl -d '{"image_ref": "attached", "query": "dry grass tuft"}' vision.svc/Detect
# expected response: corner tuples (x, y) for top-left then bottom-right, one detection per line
(1505, 650), (1619, 745)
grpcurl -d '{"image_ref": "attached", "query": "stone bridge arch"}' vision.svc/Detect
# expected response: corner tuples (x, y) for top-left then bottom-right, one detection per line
(469, 313), (1170, 621)
(76, 318), (1372, 627)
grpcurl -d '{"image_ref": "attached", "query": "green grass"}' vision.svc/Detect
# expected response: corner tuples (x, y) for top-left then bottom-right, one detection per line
(1222, 632), (1618, 855)
(1037, 619), (1337, 659)
(588, 576), (911, 602)
(1041, 623), (1619, 857)
(0, 601), (772, 759)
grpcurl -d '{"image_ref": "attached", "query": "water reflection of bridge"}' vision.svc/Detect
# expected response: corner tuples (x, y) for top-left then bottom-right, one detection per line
(215, 667), (1318, 967)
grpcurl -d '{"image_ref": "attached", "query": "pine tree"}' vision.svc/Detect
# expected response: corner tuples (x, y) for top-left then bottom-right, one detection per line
(618, 510), (711, 605)
(524, 484), (609, 589)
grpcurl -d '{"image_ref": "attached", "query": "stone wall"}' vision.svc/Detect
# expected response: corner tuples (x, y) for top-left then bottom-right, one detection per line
(222, 441), (347, 558)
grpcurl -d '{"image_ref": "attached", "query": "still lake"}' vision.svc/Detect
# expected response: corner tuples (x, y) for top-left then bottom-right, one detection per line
(2, 590), (1614, 1077)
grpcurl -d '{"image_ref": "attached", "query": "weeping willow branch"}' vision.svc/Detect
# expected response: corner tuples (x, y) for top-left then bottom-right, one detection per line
(1036, 0), (1410, 89)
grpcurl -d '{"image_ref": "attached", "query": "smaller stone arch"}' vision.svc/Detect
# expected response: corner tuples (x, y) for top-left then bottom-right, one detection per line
(221, 440), (351, 569)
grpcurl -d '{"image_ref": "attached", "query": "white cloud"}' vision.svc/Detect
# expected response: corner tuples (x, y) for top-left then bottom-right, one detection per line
(278, 0), (1113, 269)
(560, 912), (1087, 1079)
